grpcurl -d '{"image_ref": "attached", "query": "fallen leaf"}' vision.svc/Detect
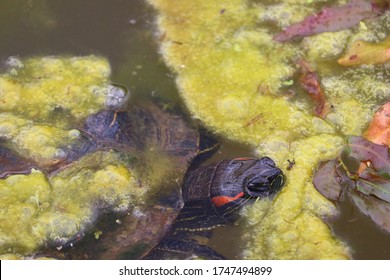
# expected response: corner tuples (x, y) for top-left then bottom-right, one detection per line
(297, 59), (328, 118)
(313, 160), (344, 201)
(364, 102), (390, 145)
(314, 136), (390, 234)
(338, 36), (390, 66)
(346, 136), (390, 176)
(274, 0), (376, 42)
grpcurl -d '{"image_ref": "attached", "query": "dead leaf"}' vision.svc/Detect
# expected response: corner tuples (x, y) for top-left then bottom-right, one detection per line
(313, 160), (343, 201)
(274, 0), (377, 42)
(313, 136), (390, 234)
(338, 36), (390, 66)
(346, 136), (390, 176)
(297, 59), (328, 118)
(364, 102), (390, 145)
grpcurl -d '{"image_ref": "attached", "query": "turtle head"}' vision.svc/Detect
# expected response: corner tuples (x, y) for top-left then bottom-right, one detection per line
(241, 157), (284, 198)
(211, 157), (284, 203)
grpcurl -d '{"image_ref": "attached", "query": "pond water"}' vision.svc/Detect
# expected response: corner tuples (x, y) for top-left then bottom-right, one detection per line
(0, 0), (389, 260)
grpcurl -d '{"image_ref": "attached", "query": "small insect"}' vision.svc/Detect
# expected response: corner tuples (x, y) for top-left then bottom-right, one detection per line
(287, 159), (295, 170)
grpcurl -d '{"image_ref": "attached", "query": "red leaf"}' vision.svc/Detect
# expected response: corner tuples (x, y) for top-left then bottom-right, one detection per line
(298, 59), (328, 118)
(274, 0), (377, 42)
(364, 102), (390, 146)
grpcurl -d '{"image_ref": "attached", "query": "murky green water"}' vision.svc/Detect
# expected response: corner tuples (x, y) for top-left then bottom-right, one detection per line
(1, 0), (389, 260)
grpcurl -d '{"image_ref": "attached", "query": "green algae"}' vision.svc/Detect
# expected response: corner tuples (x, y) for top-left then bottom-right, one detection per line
(0, 56), (112, 167)
(0, 171), (52, 254)
(0, 150), (141, 255)
(148, 0), (390, 259)
(0, 55), (110, 123)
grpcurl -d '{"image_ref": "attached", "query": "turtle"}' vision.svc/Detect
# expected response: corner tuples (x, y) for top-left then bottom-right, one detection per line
(0, 101), (203, 177)
(141, 157), (284, 260)
(0, 99), (284, 260)
(1, 97), (226, 258)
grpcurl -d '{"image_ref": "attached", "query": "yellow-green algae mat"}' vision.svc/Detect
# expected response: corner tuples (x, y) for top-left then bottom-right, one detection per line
(148, 0), (390, 259)
(0, 56), (145, 257)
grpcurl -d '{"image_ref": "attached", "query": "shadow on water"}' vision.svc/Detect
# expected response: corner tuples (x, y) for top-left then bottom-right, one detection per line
(1, 0), (390, 260)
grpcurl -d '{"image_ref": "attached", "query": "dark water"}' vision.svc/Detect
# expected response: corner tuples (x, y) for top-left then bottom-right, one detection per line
(0, 0), (389, 260)
(0, 0), (178, 104)
(330, 194), (390, 259)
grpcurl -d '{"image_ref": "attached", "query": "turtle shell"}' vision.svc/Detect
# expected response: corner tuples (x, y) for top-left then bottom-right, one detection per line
(0, 102), (201, 177)
(82, 102), (201, 165)
(0, 100), (208, 259)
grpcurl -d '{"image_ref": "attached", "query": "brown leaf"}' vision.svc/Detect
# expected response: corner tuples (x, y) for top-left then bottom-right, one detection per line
(298, 59), (328, 118)
(364, 102), (390, 146)
(313, 160), (344, 201)
(346, 136), (390, 176)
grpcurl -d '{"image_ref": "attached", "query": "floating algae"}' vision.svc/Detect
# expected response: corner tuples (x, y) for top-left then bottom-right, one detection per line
(148, 0), (390, 259)
(0, 56), (111, 122)
(0, 144), (141, 256)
